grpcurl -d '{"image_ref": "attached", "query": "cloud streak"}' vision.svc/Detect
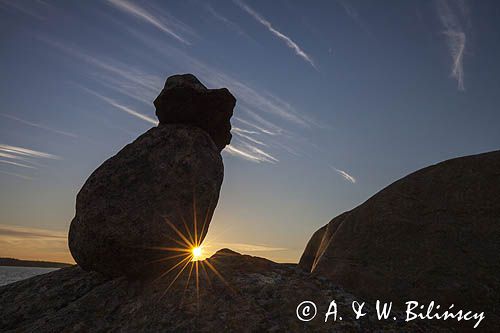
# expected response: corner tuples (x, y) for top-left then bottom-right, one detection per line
(79, 86), (158, 125)
(0, 0), (47, 20)
(0, 224), (72, 262)
(0, 224), (67, 239)
(232, 127), (266, 146)
(115, 28), (322, 164)
(235, 0), (316, 69)
(212, 242), (287, 252)
(106, 0), (192, 45)
(0, 113), (78, 139)
(0, 144), (60, 160)
(0, 170), (33, 180)
(43, 22), (321, 165)
(41, 37), (164, 106)
(224, 139), (279, 164)
(204, 3), (253, 41)
(120, 26), (319, 128)
(331, 166), (356, 184)
(436, 0), (468, 91)
(0, 159), (36, 169)
(0, 144), (60, 179)
(336, 0), (372, 37)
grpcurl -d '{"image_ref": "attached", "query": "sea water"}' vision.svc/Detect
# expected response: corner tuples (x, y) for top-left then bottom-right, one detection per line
(0, 266), (58, 286)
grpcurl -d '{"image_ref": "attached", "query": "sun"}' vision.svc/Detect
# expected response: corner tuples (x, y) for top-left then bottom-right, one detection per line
(191, 246), (203, 261)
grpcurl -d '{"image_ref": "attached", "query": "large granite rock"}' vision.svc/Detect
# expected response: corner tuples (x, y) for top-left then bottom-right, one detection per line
(300, 150), (500, 324)
(154, 74), (236, 151)
(69, 124), (223, 277)
(0, 251), (436, 332)
(298, 211), (350, 273)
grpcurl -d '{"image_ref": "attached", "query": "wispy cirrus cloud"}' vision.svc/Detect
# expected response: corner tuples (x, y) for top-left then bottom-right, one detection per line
(105, 0), (193, 45)
(116, 28), (321, 164)
(224, 143), (279, 164)
(79, 86), (158, 125)
(0, 224), (72, 263)
(138, 38), (314, 128)
(0, 144), (60, 180)
(0, 151), (26, 160)
(232, 127), (266, 146)
(0, 170), (33, 180)
(330, 166), (356, 184)
(436, 0), (468, 91)
(210, 242), (287, 252)
(224, 145), (263, 163)
(204, 3), (253, 41)
(0, 113), (78, 139)
(42, 21), (321, 165)
(46, 38), (283, 160)
(0, 144), (60, 160)
(234, 0), (316, 69)
(336, 0), (372, 37)
(0, 0), (48, 20)
(41, 37), (164, 106)
(0, 224), (66, 239)
(233, 116), (281, 136)
(0, 159), (36, 169)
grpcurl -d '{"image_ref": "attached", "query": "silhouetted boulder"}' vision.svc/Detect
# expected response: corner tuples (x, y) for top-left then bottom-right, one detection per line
(154, 74), (236, 151)
(298, 211), (349, 272)
(69, 124), (223, 277)
(300, 150), (500, 324)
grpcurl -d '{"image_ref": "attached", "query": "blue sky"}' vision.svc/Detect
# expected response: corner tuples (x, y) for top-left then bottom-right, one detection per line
(1, 0), (499, 262)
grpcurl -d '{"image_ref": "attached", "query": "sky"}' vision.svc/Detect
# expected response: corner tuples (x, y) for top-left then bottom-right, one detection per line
(1, 0), (499, 263)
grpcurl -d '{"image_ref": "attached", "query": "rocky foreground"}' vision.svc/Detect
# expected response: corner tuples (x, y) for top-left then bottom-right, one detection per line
(0, 249), (439, 332)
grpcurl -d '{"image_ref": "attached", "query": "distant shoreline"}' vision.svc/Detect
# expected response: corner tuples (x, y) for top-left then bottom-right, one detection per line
(0, 258), (72, 269)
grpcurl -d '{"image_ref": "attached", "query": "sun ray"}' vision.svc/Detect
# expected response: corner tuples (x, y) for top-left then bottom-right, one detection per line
(199, 260), (213, 288)
(150, 246), (192, 252)
(146, 252), (191, 265)
(165, 218), (194, 248)
(193, 189), (198, 247)
(203, 259), (236, 295)
(154, 253), (193, 283)
(198, 195), (214, 242)
(166, 235), (194, 249)
(195, 260), (200, 306)
(163, 255), (193, 296)
(183, 260), (194, 293)
(176, 207), (195, 247)
(178, 261), (195, 308)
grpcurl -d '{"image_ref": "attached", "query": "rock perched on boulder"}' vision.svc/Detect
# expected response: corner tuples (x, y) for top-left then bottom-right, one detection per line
(154, 74), (236, 151)
(69, 74), (236, 278)
(69, 124), (223, 277)
(300, 150), (500, 323)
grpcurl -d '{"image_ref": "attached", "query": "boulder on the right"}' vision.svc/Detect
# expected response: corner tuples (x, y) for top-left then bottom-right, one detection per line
(300, 150), (500, 317)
